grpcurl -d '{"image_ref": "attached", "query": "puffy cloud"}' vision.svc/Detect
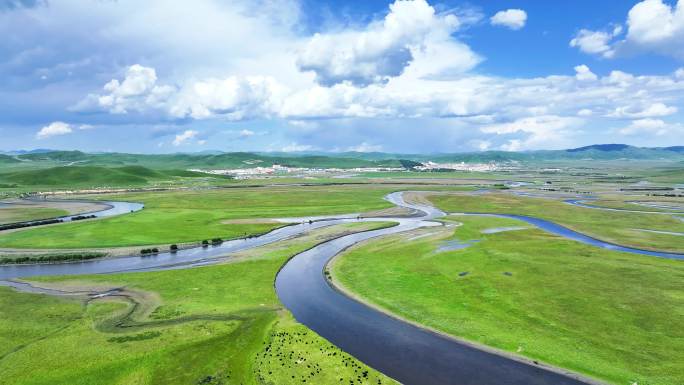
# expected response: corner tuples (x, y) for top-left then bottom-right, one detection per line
(36, 121), (72, 139)
(490, 9), (527, 30)
(75, 65), (286, 121)
(618, 118), (676, 136)
(676, 67), (684, 78)
(72, 61), (684, 152)
(172, 129), (198, 146)
(296, 0), (477, 86)
(74, 65), (175, 114)
(608, 102), (677, 118)
(626, 0), (684, 48)
(574, 64), (598, 81)
(480, 115), (583, 151)
(169, 76), (285, 120)
(570, 26), (622, 58)
(602, 70), (634, 87)
(572, 0), (684, 60)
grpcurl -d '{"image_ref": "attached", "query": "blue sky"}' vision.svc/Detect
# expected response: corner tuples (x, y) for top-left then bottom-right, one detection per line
(1, 0), (684, 153)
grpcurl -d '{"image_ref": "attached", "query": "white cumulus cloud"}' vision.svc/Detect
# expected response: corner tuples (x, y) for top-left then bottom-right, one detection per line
(574, 64), (598, 81)
(172, 129), (198, 146)
(490, 9), (527, 30)
(74, 64), (175, 114)
(571, 0), (684, 60)
(169, 76), (285, 120)
(36, 122), (73, 139)
(296, 0), (477, 86)
(608, 102), (677, 118)
(481, 115), (583, 151)
(570, 26), (622, 58)
(618, 118), (673, 136)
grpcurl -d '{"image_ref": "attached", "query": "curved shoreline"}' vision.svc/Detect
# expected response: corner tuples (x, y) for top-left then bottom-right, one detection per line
(3, 191), (683, 384)
(0, 198), (144, 233)
(325, 248), (606, 385)
(449, 212), (684, 259)
(275, 193), (593, 385)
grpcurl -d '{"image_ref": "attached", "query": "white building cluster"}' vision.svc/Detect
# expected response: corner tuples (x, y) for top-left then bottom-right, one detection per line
(415, 161), (499, 172)
(189, 165), (405, 179)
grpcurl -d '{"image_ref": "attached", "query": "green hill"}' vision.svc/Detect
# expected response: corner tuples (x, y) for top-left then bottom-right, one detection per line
(0, 155), (20, 164)
(3, 145), (684, 173)
(7, 151), (402, 170)
(0, 165), (222, 188)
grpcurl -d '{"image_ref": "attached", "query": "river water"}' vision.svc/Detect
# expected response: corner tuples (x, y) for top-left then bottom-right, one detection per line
(3, 191), (682, 384)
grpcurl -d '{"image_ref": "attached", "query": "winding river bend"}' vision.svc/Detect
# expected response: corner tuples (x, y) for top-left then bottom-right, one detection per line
(0, 199), (144, 230)
(2, 192), (683, 384)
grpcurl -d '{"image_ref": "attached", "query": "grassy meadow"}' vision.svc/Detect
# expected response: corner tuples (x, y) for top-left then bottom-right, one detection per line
(0, 185), (397, 249)
(0, 207), (68, 225)
(427, 192), (684, 253)
(0, 221), (397, 385)
(332, 215), (684, 385)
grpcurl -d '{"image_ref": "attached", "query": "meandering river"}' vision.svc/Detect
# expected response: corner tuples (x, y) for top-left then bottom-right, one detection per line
(3, 191), (683, 384)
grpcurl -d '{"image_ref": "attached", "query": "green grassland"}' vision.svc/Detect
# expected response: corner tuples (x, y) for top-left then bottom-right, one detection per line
(427, 192), (684, 253)
(583, 199), (684, 213)
(0, 207), (68, 225)
(0, 165), (230, 190)
(0, 185), (397, 249)
(332, 215), (684, 385)
(1, 150), (402, 171)
(0, 221), (397, 385)
(357, 171), (510, 180)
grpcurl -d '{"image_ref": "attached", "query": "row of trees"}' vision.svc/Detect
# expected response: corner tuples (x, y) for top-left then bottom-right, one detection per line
(0, 218), (62, 231)
(2, 252), (105, 265)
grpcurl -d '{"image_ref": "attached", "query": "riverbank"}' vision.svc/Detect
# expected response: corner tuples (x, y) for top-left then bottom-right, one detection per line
(330, 214), (684, 385)
(0, 221), (398, 385)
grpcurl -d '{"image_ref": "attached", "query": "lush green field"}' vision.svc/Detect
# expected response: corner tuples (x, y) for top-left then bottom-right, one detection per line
(0, 207), (68, 225)
(358, 171), (508, 180)
(582, 198), (684, 213)
(0, 150), (401, 173)
(0, 185), (396, 249)
(0, 165), (230, 190)
(428, 192), (684, 253)
(0, 222), (397, 385)
(332, 215), (684, 385)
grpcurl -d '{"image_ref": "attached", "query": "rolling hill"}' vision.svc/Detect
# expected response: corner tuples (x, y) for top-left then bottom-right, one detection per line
(0, 165), (223, 188)
(1, 144), (683, 177)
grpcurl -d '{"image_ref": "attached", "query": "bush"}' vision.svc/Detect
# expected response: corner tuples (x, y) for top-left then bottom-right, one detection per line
(71, 214), (96, 221)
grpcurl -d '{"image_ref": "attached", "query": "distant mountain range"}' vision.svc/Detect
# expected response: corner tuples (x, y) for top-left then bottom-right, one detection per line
(1, 144), (683, 169)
